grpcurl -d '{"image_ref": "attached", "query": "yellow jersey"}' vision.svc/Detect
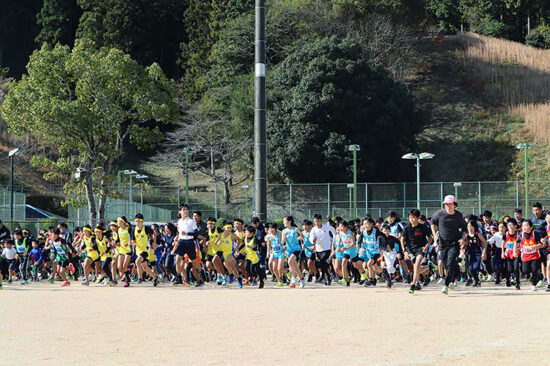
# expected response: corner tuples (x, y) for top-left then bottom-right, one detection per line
(117, 227), (132, 255)
(220, 232), (233, 258)
(207, 227), (223, 256)
(235, 230), (245, 254)
(244, 236), (259, 264)
(96, 236), (111, 261)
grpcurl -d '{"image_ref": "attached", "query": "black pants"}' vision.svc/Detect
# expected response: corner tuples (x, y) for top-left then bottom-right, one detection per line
(491, 248), (504, 279)
(316, 250), (331, 279)
(440, 245), (459, 287)
(102, 257), (113, 281)
(505, 257), (521, 285)
(18, 255), (29, 281)
(245, 259), (266, 281)
(522, 259), (540, 286)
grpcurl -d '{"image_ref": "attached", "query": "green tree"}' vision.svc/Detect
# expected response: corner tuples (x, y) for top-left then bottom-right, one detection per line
(268, 36), (422, 183)
(1, 40), (178, 224)
(76, 0), (186, 77)
(36, 0), (82, 46)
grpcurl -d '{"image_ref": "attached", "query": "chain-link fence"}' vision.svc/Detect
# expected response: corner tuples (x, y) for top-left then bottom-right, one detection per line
(65, 181), (550, 223)
(0, 188), (26, 222)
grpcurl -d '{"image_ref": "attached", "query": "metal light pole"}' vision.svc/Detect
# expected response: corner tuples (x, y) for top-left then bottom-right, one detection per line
(402, 152), (435, 210)
(347, 184), (354, 217)
(348, 145), (360, 217)
(183, 147), (195, 204)
(124, 170), (137, 213)
(136, 174), (148, 213)
(242, 185), (250, 216)
(8, 148), (20, 229)
(254, 0), (267, 221)
(517, 143), (531, 214)
(453, 182), (462, 200)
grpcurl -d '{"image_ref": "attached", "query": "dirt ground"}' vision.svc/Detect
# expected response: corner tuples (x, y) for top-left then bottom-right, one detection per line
(1, 280), (548, 365)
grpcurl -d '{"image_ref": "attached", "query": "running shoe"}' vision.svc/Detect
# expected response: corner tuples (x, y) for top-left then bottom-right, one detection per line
(82, 280), (89, 286)
(124, 282), (130, 288)
(441, 285), (448, 295)
(48, 278), (55, 284)
(289, 283), (296, 288)
(487, 275), (494, 282)
(409, 285), (415, 294)
(182, 281), (190, 287)
(7, 279), (12, 284)
(466, 279), (473, 286)
(531, 285), (537, 291)
(473, 282), (481, 287)
(109, 280), (118, 287)
(252, 280), (257, 286)
(436, 277), (444, 285)
(423, 277), (431, 287)
(506, 281), (512, 287)
(195, 280), (204, 288)
(361, 271), (368, 282)
(545, 284), (550, 292)
(385, 281), (392, 289)
(300, 278), (305, 288)
(537, 280), (544, 288)
(243, 279), (250, 286)
(307, 274), (313, 282)
(364, 279), (372, 287)
(338, 279), (347, 286)
(277, 281), (284, 287)
(229, 275), (235, 284)
(259, 281), (265, 289)
(216, 274), (223, 285)
(222, 276), (228, 286)
(415, 284), (422, 291)
(286, 272), (292, 281)
(237, 277), (243, 289)
(153, 276), (159, 287)
(515, 285), (521, 291)
(68, 263), (75, 275)
(21, 280), (28, 285)
(61, 281), (70, 287)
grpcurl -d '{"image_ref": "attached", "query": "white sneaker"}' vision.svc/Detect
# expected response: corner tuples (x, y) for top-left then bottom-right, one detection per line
(82, 280), (89, 286)
(436, 278), (444, 285)
(487, 275), (494, 282)
(441, 286), (449, 295)
(531, 285), (537, 291)
(300, 278), (305, 288)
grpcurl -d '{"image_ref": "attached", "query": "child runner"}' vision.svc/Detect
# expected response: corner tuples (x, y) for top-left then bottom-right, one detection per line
(234, 219), (248, 280)
(133, 214), (160, 286)
(205, 218), (225, 285)
(267, 223), (286, 287)
(29, 240), (43, 282)
(81, 225), (101, 286)
(244, 225), (265, 288)
(109, 221), (120, 283)
(117, 216), (134, 287)
(302, 220), (318, 282)
(14, 229), (31, 284)
(2, 240), (17, 284)
(94, 225), (116, 286)
(516, 220), (544, 291)
(46, 229), (71, 286)
(503, 218), (521, 289)
(487, 222), (506, 285)
(337, 221), (358, 287)
(466, 220), (487, 287)
(359, 217), (385, 287)
(213, 220), (243, 287)
(332, 225), (344, 283)
(281, 216), (304, 288)
(402, 209), (433, 293)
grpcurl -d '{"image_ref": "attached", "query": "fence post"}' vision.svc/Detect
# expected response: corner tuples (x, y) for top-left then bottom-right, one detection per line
(365, 183), (368, 215)
(215, 184), (218, 218)
(440, 182), (443, 203)
(478, 181), (482, 214)
(516, 181), (519, 208)
(327, 183), (331, 216)
(403, 182), (406, 218)
(289, 183), (293, 216)
(177, 185), (181, 208)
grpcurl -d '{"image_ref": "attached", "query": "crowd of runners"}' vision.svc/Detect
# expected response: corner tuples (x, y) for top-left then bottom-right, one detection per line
(1, 196), (550, 294)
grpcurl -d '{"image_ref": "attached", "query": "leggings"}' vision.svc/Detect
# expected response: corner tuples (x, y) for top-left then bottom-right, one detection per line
(505, 257), (520, 284)
(102, 258), (113, 281)
(164, 254), (177, 276)
(245, 259), (266, 281)
(440, 245), (459, 286)
(522, 259), (540, 286)
(491, 248), (504, 278)
(18, 255), (29, 281)
(468, 249), (482, 283)
(316, 250), (331, 280)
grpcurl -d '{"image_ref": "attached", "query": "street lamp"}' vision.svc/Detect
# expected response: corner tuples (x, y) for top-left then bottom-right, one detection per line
(242, 185), (250, 216)
(348, 145), (360, 217)
(402, 152), (435, 210)
(136, 174), (148, 213)
(453, 182), (462, 200)
(183, 147), (196, 204)
(124, 170), (137, 205)
(517, 143), (531, 214)
(8, 148), (20, 229)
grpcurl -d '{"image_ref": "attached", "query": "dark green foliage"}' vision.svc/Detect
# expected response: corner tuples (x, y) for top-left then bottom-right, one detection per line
(525, 30), (545, 47)
(268, 36), (422, 183)
(36, 0), (82, 46)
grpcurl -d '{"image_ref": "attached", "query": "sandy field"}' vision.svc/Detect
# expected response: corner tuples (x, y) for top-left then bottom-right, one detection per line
(1, 280), (548, 366)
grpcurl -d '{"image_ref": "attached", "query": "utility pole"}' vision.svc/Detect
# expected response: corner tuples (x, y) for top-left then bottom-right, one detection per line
(254, 0), (267, 221)
(348, 145), (360, 217)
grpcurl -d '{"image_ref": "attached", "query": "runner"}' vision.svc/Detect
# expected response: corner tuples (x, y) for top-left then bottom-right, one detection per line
(487, 222), (506, 285)
(281, 216), (304, 288)
(13, 228), (30, 285)
(266, 223), (286, 287)
(465, 220), (487, 287)
(173, 204), (204, 287)
(430, 195), (467, 295)
(311, 214), (335, 286)
(516, 220), (544, 291)
(402, 209), (433, 294)
(336, 221), (358, 287)
(93, 225), (115, 286)
(302, 220), (318, 282)
(359, 216), (385, 287)
(116, 216), (134, 288)
(81, 225), (101, 286)
(45, 228), (71, 287)
(233, 219), (248, 280)
(132, 214), (160, 287)
(213, 220), (243, 287)
(204, 218), (224, 284)
(503, 218), (520, 289)
(243, 225), (265, 288)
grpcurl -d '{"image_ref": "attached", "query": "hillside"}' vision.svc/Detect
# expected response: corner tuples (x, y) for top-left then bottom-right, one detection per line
(410, 34), (549, 183)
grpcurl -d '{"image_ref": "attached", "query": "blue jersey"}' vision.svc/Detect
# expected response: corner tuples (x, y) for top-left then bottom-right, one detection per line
(283, 227), (301, 253)
(362, 228), (380, 255)
(340, 230), (357, 258)
(303, 232), (314, 258)
(390, 223), (403, 238)
(270, 232), (285, 259)
(334, 234), (344, 260)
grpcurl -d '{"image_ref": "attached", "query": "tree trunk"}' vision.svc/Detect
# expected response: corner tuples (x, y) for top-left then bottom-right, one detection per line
(223, 180), (231, 204)
(83, 166), (97, 226)
(97, 159), (113, 223)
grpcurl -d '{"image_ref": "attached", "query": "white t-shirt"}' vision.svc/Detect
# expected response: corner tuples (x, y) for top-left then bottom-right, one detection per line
(310, 224), (336, 252)
(2, 247), (17, 260)
(177, 217), (198, 237)
(487, 233), (504, 249)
